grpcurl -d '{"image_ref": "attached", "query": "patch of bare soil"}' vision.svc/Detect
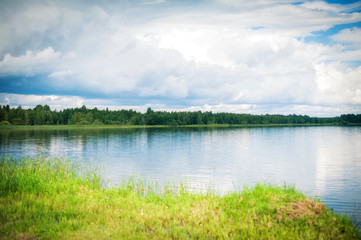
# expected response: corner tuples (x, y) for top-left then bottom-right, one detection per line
(13, 233), (39, 240)
(276, 198), (325, 221)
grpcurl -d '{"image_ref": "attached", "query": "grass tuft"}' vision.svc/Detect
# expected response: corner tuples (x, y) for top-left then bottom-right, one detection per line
(1, 156), (360, 239)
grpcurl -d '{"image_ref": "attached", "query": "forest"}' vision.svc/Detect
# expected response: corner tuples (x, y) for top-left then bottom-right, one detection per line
(0, 104), (360, 126)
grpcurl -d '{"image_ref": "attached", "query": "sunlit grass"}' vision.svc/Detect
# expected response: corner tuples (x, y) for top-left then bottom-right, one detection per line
(1, 156), (360, 239)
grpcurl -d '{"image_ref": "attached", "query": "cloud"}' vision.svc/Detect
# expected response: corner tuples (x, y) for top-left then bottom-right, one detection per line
(214, 0), (296, 8)
(301, 1), (342, 12)
(0, 4), (83, 57)
(313, 63), (361, 104)
(327, 27), (361, 61)
(0, 47), (61, 75)
(0, 0), (360, 116)
(48, 70), (75, 78)
(0, 93), (85, 110)
(143, 0), (167, 5)
(331, 27), (361, 44)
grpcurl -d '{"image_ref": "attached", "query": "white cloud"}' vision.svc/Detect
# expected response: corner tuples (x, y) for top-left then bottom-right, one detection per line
(214, 0), (296, 8)
(0, 4), (83, 56)
(327, 28), (361, 61)
(313, 63), (361, 105)
(331, 27), (361, 44)
(0, 93), (85, 110)
(143, 0), (166, 5)
(301, 1), (341, 12)
(0, 47), (61, 75)
(301, 1), (361, 13)
(0, 1), (360, 116)
(48, 70), (74, 78)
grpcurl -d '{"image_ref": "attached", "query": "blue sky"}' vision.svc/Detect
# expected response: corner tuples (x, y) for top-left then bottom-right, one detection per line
(0, 0), (361, 116)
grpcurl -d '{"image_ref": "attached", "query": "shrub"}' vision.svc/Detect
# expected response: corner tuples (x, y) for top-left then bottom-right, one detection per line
(92, 119), (104, 125)
(0, 120), (11, 125)
(76, 120), (90, 125)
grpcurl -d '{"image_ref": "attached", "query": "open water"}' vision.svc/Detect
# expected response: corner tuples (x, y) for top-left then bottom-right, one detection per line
(1, 126), (360, 229)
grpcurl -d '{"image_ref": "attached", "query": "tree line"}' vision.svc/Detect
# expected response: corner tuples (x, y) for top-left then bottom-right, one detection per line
(0, 104), (360, 126)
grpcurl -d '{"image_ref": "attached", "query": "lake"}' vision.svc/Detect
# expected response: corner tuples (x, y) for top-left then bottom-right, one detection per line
(1, 126), (361, 229)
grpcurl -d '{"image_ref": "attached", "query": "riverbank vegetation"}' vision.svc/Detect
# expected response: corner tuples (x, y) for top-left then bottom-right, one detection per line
(1, 104), (360, 126)
(0, 123), (343, 131)
(1, 156), (360, 239)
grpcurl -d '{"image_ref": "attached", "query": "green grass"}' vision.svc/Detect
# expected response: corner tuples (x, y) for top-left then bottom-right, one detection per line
(1, 156), (360, 239)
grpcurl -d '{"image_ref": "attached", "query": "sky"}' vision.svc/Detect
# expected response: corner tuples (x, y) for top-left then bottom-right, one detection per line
(0, 0), (361, 116)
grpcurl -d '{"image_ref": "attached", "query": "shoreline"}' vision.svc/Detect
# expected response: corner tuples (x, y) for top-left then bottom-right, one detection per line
(2, 122), (360, 131)
(1, 156), (360, 239)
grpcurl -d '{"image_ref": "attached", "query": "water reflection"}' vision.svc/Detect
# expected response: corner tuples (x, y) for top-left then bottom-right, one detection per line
(1, 126), (361, 229)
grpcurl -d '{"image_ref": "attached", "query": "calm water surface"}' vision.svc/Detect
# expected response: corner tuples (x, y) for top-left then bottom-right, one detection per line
(1, 126), (361, 228)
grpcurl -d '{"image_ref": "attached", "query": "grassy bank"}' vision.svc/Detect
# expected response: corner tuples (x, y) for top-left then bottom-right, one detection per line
(0, 123), (346, 131)
(1, 157), (360, 239)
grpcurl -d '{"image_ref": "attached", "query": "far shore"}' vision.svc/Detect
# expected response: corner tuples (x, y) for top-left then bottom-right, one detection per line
(2, 122), (360, 131)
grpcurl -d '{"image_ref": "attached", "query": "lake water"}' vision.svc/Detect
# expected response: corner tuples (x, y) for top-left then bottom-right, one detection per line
(1, 126), (361, 229)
